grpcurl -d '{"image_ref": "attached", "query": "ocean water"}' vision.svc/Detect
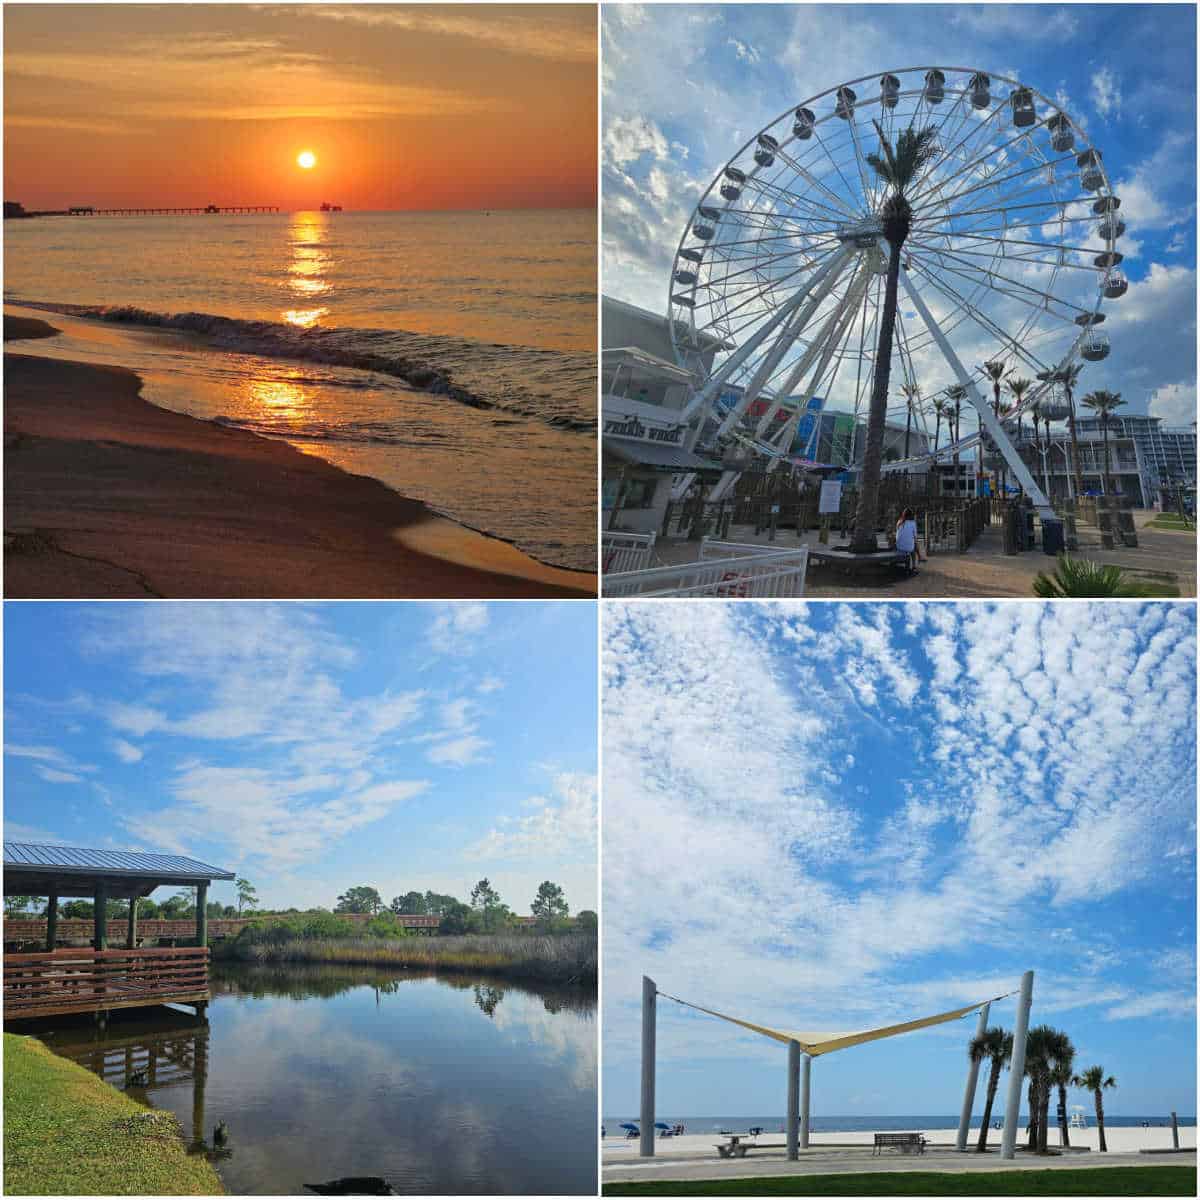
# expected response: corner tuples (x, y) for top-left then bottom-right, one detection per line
(4, 209), (596, 571)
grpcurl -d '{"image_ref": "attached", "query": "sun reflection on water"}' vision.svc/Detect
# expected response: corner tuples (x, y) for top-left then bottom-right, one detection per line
(284, 211), (334, 327)
(241, 376), (313, 422)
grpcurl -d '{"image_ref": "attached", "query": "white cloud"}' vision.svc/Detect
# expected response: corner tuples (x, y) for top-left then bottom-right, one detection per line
(604, 114), (671, 170)
(1090, 66), (1122, 117)
(1147, 382), (1197, 427)
(111, 739), (144, 764)
(427, 603), (490, 656)
(34, 765), (84, 785)
(467, 772), (597, 859)
(602, 603), (1196, 1069)
(426, 734), (490, 768)
(727, 38), (760, 65)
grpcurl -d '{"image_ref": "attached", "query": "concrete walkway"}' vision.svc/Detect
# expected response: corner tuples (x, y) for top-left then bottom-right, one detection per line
(642, 512), (1195, 598)
(604, 1145), (1196, 1185)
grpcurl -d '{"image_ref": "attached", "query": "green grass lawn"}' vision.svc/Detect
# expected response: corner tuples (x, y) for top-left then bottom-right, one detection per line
(603, 1166), (1196, 1196)
(3, 1033), (223, 1195)
(1147, 515), (1195, 532)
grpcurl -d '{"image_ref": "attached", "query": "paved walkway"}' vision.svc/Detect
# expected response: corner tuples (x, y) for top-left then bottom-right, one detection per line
(643, 512), (1195, 598)
(604, 1145), (1195, 1185)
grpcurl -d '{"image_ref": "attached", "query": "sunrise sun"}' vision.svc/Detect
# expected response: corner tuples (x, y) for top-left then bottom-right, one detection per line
(297, 150), (316, 170)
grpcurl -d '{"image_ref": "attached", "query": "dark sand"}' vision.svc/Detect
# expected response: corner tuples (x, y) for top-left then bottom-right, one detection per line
(4, 330), (595, 598)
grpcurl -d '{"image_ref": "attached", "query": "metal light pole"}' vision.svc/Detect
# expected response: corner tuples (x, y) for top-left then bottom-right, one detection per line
(640, 977), (656, 1158)
(1001, 971), (1034, 1160)
(956, 1003), (991, 1151)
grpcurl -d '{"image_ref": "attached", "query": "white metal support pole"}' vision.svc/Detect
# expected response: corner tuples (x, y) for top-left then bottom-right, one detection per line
(1001, 971), (1034, 1160)
(679, 245), (854, 426)
(715, 251), (854, 439)
(641, 976), (656, 1158)
(800, 1054), (812, 1149)
(754, 263), (869, 438)
(899, 270), (1056, 522)
(956, 1003), (991, 1151)
(787, 1041), (800, 1160)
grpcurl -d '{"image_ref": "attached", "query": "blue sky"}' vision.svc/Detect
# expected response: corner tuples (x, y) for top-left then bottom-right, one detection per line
(603, 4), (1197, 427)
(4, 602), (598, 916)
(602, 602), (1196, 1116)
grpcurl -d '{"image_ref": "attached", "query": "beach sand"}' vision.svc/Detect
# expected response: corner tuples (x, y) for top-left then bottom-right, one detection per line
(4, 322), (595, 599)
(604, 1124), (1196, 1159)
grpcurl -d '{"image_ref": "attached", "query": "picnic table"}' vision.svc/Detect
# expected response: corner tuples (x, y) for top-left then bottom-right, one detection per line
(714, 1132), (786, 1158)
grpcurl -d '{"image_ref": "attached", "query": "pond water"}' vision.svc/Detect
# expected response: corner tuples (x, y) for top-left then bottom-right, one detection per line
(30, 963), (597, 1195)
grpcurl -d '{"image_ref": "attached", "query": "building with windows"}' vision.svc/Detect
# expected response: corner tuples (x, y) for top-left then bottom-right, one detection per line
(602, 294), (933, 533)
(1010, 414), (1196, 507)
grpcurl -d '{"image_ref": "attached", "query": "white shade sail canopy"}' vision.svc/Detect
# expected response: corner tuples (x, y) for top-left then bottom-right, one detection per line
(658, 989), (1017, 1057)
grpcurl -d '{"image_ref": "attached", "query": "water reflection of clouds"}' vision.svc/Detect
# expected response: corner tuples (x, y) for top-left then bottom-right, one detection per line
(492, 989), (598, 1093)
(284, 212), (333, 327)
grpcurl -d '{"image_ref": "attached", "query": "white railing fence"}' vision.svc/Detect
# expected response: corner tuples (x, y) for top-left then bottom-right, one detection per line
(605, 545), (808, 598)
(602, 531), (657, 574)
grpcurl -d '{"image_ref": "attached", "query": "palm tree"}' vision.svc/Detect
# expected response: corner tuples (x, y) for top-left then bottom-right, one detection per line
(969, 1026), (1013, 1152)
(899, 381), (921, 461)
(1007, 377), (1033, 495)
(1081, 390), (1126, 497)
(850, 122), (939, 553)
(931, 395), (949, 455)
(981, 360), (1010, 497)
(1048, 1032), (1077, 1149)
(1073, 1066), (1116, 1152)
(1023, 1025), (1056, 1152)
(946, 384), (967, 498)
(1058, 362), (1086, 499)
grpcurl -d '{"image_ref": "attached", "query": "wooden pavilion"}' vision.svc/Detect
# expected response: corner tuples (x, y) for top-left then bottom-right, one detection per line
(3, 841), (234, 1025)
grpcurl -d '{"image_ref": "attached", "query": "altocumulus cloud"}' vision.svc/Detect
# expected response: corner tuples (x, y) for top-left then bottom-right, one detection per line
(602, 602), (1196, 1070)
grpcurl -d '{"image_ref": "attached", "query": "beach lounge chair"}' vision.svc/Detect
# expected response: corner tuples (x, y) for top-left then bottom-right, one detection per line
(621, 1123), (640, 1139)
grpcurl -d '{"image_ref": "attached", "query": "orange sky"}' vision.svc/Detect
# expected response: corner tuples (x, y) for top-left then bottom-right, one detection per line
(4, 4), (597, 211)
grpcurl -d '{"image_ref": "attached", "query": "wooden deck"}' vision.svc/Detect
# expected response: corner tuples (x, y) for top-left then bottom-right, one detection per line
(4, 947), (210, 1021)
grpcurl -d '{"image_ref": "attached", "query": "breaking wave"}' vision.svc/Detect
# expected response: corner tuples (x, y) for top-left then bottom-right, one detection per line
(38, 302), (597, 434)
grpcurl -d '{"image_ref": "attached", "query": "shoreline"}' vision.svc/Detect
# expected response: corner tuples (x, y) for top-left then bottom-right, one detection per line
(4, 318), (595, 598)
(3, 1033), (224, 1195)
(214, 931), (598, 988)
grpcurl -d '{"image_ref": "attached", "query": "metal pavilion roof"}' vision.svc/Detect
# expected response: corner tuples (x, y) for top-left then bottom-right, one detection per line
(4, 841), (234, 897)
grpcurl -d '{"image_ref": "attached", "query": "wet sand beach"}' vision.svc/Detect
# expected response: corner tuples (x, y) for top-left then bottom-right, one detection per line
(4, 320), (594, 599)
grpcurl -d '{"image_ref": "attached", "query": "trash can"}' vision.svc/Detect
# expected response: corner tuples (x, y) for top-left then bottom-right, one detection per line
(1042, 518), (1064, 556)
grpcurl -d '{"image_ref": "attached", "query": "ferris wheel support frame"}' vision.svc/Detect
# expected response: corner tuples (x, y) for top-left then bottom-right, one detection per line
(680, 244), (855, 427)
(900, 267), (1056, 522)
(714, 249), (856, 439)
(754, 260), (874, 438)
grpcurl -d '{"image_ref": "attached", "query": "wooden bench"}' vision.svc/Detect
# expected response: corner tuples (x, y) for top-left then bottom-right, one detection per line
(873, 1132), (926, 1156)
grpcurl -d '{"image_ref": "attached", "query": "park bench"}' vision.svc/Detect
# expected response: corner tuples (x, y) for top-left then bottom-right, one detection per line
(872, 1132), (926, 1156)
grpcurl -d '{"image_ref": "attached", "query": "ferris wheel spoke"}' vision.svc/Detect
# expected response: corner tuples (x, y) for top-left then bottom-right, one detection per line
(906, 236), (1088, 319)
(739, 173), (855, 224)
(804, 126), (866, 214)
(912, 232), (1102, 273)
(910, 114), (1050, 211)
(770, 142), (862, 219)
(925, 152), (1077, 220)
(695, 244), (841, 293)
(903, 254), (1055, 374)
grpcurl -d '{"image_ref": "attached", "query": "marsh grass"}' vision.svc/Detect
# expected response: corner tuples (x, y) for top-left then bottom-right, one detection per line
(219, 932), (596, 986)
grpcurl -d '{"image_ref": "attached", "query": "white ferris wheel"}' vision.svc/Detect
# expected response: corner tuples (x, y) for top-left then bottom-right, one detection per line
(667, 66), (1126, 499)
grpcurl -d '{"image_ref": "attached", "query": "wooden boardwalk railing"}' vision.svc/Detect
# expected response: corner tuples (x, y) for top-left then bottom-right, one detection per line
(4, 947), (210, 1020)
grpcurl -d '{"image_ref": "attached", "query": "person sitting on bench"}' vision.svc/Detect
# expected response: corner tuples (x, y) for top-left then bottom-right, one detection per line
(896, 508), (919, 573)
